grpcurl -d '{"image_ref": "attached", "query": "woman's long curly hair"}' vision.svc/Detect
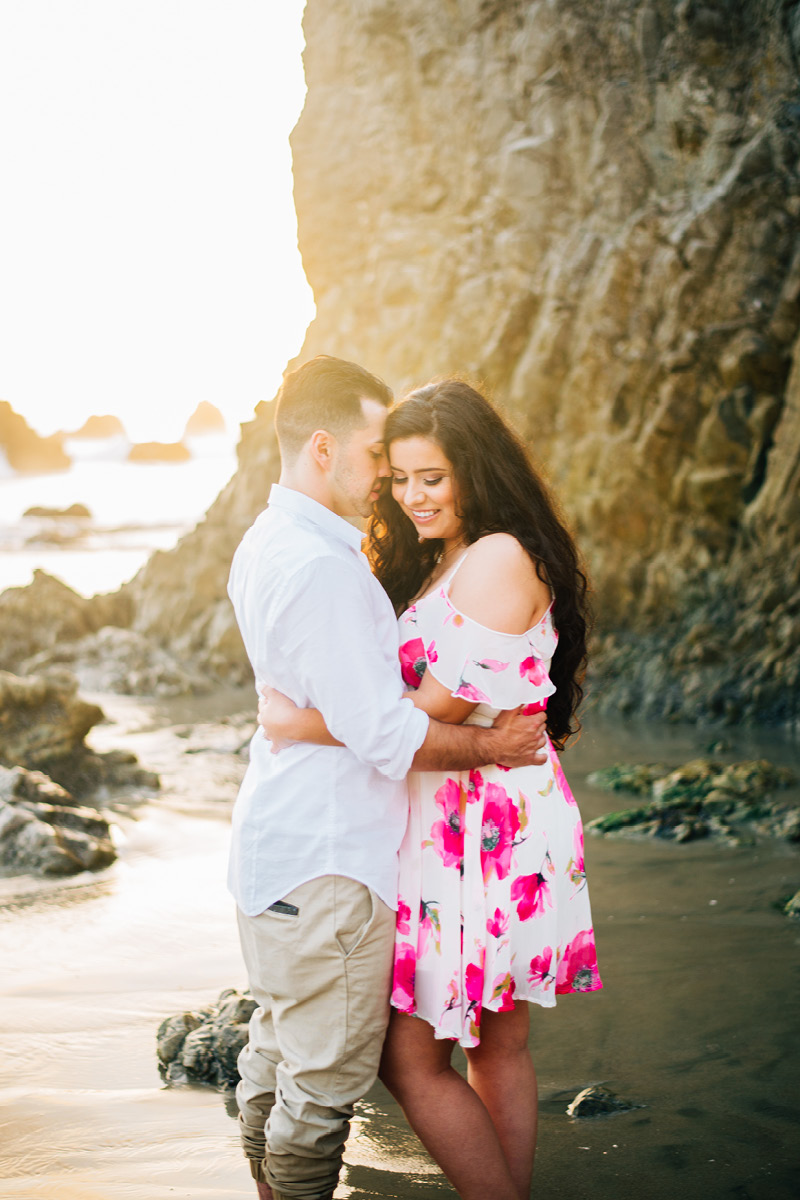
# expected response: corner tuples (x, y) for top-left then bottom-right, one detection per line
(366, 379), (590, 749)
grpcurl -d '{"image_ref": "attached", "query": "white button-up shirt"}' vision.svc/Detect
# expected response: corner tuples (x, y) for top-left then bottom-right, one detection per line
(227, 484), (429, 916)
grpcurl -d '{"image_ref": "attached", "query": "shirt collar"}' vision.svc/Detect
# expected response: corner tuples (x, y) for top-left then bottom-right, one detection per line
(268, 483), (365, 552)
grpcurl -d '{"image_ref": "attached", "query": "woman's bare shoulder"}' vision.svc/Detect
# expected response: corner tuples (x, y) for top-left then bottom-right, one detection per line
(450, 534), (550, 633)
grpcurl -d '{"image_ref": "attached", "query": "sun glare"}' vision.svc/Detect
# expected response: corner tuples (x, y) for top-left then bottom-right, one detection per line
(0, 0), (313, 443)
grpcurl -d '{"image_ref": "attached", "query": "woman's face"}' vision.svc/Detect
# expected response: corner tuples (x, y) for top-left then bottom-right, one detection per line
(389, 435), (463, 543)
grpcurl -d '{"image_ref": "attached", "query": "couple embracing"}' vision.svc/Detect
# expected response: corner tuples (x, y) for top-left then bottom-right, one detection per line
(227, 355), (602, 1200)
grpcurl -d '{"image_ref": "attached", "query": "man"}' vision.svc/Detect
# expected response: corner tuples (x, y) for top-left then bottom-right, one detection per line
(227, 355), (547, 1200)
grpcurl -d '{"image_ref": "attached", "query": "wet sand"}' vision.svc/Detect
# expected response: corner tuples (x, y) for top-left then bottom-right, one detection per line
(1, 694), (798, 1199)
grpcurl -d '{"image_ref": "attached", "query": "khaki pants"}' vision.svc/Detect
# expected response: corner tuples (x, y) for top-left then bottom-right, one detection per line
(236, 875), (395, 1200)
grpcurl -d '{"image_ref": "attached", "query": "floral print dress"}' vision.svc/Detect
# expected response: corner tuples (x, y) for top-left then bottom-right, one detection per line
(391, 558), (602, 1047)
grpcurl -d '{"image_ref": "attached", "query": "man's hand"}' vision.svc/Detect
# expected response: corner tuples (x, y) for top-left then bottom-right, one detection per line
(490, 707), (548, 767)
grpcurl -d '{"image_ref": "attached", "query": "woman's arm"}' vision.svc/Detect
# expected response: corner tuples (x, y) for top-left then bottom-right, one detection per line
(259, 535), (550, 747)
(256, 679), (468, 749)
(258, 687), (342, 750)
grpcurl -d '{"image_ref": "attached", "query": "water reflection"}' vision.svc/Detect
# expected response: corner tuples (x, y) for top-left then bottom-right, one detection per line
(0, 708), (797, 1199)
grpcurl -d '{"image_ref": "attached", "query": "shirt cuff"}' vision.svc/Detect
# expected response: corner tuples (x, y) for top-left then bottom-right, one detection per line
(380, 702), (429, 781)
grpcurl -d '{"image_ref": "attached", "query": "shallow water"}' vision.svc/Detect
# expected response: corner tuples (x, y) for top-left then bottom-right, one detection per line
(0, 443), (237, 596)
(0, 698), (798, 1199)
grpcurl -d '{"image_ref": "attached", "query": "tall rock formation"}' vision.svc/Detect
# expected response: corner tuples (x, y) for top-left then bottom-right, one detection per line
(130, 0), (800, 726)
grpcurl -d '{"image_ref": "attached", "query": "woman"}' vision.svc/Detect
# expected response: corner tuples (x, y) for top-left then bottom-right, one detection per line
(260, 380), (601, 1200)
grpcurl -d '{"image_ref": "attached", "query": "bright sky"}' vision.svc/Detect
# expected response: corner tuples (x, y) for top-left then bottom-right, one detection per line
(0, 0), (313, 442)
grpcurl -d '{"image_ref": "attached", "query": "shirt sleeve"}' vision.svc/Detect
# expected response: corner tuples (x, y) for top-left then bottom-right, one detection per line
(272, 554), (429, 780)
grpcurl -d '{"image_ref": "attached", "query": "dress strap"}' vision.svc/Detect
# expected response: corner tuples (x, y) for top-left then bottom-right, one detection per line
(441, 550), (470, 590)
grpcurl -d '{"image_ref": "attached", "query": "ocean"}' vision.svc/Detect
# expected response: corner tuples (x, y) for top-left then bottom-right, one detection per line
(0, 434), (238, 598)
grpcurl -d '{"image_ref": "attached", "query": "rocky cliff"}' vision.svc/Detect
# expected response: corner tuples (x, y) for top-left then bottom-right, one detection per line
(129, 0), (800, 727)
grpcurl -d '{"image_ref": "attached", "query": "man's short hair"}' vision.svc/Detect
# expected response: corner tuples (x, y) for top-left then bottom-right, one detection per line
(275, 355), (393, 457)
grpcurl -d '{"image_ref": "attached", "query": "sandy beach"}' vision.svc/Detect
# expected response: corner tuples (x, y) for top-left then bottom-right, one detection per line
(1, 692), (797, 1200)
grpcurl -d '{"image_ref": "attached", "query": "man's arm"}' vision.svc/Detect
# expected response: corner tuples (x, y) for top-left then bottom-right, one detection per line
(412, 706), (547, 771)
(259, 688), (548, 768)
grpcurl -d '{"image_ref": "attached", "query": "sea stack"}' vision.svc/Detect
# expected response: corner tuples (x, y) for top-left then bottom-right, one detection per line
(0, 401), (70, 473)
(70, 414), (127, 439)
(127, 441), (191, 463)
(182, 401), (226, 438)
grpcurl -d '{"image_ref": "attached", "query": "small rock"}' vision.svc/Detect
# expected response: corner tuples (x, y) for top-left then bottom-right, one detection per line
(566, 1085), (642, 1118)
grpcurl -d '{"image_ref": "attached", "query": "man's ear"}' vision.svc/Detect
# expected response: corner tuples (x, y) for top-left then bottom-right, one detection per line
(308, 428), (336, 471)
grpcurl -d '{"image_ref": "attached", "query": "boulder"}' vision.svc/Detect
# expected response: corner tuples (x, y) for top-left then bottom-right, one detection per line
(23, 626), (212, 697)
(0, 670), (103, 770)
(0, 765), (116, 876)
(0, 570), (133, 674)
(0, 669), (158, 798)
(157, 988), (256, 1089)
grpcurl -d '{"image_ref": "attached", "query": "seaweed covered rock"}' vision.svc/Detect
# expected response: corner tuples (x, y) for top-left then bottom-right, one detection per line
(157, 988), (256, 1089)
(587, 758), (798, 843)
(0, 765), (116, 875)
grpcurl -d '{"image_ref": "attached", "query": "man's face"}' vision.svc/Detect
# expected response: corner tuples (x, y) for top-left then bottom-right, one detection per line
(330, 397), (390, 518)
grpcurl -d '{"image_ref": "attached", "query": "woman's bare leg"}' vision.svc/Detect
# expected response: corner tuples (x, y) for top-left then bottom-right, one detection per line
(464, 1004), (537, 1200)
(379, 1011), (519, 1200)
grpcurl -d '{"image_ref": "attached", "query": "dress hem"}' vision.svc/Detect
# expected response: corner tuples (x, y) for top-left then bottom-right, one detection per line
(391, 979), (603, 1048)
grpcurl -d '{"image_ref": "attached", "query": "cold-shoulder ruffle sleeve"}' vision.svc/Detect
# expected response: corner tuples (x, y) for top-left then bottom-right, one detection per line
(398, 586), (558, 711)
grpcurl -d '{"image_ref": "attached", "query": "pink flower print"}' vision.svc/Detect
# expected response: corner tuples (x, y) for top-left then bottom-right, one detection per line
(519, 656), (547, 687)
(476, 659), (509, 673)
(510, 871), (553, 921)
(487, 907), (509, 938)
(490, 971), (516, 1011)
(555, 929), (601, 995)
(466, 769), (483, 804)
(465, 960), (484, 1003)
(399, 637), (427, 687)
(427, 640), (438, 664)
(465, 958), (485, 1033)
(391, 942), (417, 1011)
(454, 679), (492, 704)
(396, 898), (411, 936)
(521, 700), (547, 715)
(443, 971), (460, 1014)
(431, 778), (466, 868)
(527, 946), (554, 990)
(480, 782), (520, 882)
(550, 745), (577, 806)
(569, 823), (587, 891)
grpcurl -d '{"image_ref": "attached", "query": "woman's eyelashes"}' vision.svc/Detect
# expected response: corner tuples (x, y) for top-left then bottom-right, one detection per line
(392, 476), (444, 487)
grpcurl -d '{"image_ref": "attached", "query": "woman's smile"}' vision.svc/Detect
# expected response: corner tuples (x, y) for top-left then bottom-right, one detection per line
(389, 435), (462, 543)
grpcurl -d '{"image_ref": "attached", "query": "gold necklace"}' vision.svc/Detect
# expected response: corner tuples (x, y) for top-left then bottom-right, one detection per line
(435, 538), (467, 567)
